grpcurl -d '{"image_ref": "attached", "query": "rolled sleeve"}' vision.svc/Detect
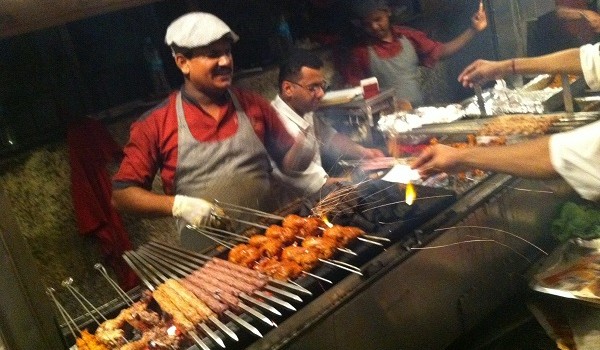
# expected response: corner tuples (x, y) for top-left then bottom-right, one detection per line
(549, 120), (600, 201)
(580, 42), (600, 91)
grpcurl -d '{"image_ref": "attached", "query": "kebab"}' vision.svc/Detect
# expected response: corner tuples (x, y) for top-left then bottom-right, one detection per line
(134, 245), (276, 332)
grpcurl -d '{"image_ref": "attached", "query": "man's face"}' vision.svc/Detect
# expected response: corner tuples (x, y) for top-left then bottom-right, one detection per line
(283, 66), (327, 116)
(361, 9), (392, 40)
(175, 38), (234, 93)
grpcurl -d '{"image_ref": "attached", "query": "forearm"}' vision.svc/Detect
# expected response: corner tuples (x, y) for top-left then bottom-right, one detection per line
(556, 6), (589, 20)
(513, 49), (583, 75)
(281, 136), (314, 173)
(328, 134), (368, 159)
(457, 136), (559, 179)
(440, 27), (477, 58)
(112, 186), (174, 216)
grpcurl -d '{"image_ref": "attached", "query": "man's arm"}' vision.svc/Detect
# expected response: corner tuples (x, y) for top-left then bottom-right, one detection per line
(112, 186), (174, 216)
(458, 48), (583, 87)
(328, 133), (385, 159)
(439, 3), (488, 58)
(411, 136), (559, 179)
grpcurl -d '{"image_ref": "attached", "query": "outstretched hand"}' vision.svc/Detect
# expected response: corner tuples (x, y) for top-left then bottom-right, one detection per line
(471, 0), (488, 32)
(458, 59), (506, 88)
(410, 144), (468, 178)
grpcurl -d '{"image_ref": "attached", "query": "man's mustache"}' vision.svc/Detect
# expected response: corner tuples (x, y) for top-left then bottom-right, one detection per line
(214, 67), (233, 75)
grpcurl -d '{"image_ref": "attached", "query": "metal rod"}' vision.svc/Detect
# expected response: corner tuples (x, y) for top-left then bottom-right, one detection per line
(61, 278), (106, 324)
(94, 263), (134, 305)
(198, 322), (225, 348)
(147, 240), (312, 295)
(237, 303), (274, 327)
(214, 199), (285, 220)
(252, 291), (296, 311)
(212, 215), (270, 230)
(122, 253), (155, 290)
(224, 310), (263, 338)
(239, 294), (282, 316)
(46, 287), (80, 341)
(302, 271), (332, 284)
(264, 285), (303, 303)
(318, 259), (363, 275)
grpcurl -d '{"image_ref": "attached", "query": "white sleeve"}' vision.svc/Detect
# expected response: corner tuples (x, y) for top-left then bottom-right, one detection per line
(549, 120), (600, 201)
(580, 43), (600, 91)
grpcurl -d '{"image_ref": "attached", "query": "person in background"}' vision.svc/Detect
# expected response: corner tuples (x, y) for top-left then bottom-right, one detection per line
(411, 43), (600, 202)
(271, 49), (385, 204)
(336, 0), (488, 107)
(556, 0), (600, 46)
(112, 12), (315, 250)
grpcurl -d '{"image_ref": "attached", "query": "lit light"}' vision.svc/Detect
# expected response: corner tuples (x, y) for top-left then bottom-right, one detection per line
(405, 182), (416, 206)
(321, 215), (333, 228)
(167, 325), (177, 336)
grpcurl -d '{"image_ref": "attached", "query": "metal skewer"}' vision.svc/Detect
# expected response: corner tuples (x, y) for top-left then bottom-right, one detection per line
(128, 251), (227, 349)
(142, 245), (303, 303)
(94, 263), (134, 305)
(318, 259), (363, 275)
(147, 240), (313, 296)
(47, 287), (81, 346)
(136, 247), (266, 338)
(214, 200), (285, 220)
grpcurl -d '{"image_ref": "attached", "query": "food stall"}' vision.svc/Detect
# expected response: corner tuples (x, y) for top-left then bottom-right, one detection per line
(2, 0), (600, 349)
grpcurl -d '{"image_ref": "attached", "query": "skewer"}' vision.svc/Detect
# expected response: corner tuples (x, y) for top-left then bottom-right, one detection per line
(136, 247), (268, 338)
(192, 225), (251, 242)
(128, 251), (228, 348)
(263, 285), (303, 303)
(357, 237), (384, 246)
(252, 291), (296, 311)
(61, 277), (107, 325)
(187, 226), (236, 248)
(318, 259), (363, 276)
(123, 253), (155, 290)
(363, 234), (391, 242)
(147, 240), (313, 296)
(214, 200), (285, 220)
(47, 287), (81, 346)
(224, 310), (263, 337)
(239, 294), (282, 316)
(94, 263), (134, 305)
(302, 271), (332, 284)
(212, 214), (270, 230)
(142, 245), (303, 303)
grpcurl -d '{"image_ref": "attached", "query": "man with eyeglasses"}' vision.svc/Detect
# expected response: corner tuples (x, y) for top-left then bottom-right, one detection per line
(112, 13), (315, 251)
(270, 49), (385, 204)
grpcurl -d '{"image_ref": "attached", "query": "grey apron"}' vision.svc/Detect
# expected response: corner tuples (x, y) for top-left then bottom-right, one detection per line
(175, 91), (273, 251)
(368, 36), (423, 106)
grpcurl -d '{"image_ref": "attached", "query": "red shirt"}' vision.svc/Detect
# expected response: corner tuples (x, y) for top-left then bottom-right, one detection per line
(338, 26), (444, 87)
(113, 88), (294, 195)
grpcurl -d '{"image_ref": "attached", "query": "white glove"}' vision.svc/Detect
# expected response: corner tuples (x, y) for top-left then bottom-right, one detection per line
(172, 195), (216, 227)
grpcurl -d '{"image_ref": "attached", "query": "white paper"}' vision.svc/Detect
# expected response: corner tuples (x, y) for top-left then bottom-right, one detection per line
(381, 164), (421, 184)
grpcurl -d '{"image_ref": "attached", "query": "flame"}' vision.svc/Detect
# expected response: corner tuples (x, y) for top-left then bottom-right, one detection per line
(167, 325), (177, 336)
(405, 182), (416, 206)
(321, 215), (333, 228)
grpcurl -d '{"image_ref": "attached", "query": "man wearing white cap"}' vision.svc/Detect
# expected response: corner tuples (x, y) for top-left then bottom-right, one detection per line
(112, 12), (315, 250)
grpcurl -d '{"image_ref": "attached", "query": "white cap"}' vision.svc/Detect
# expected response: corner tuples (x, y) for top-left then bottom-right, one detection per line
(165, 12), (239, 49)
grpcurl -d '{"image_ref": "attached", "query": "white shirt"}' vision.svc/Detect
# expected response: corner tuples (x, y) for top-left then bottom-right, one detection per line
(270, 95), (329, 196)
(549, 119), (600, 201)
(580, 42), (600, 91)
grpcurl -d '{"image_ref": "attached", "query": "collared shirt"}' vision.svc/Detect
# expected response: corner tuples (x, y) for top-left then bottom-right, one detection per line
(338, 25), (444, 87)
(113, 88), (294, 195)
(550, 119), (600, 201)
(270, 95), (336, 195)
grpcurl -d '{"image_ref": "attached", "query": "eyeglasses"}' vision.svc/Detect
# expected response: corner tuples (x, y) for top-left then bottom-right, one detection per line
(287, 80), (329, 94)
